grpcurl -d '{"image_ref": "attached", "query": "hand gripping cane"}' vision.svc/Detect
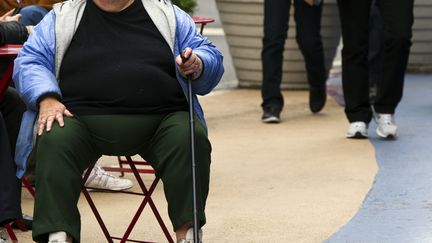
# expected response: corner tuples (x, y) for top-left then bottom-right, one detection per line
(181, 50), (200, 243)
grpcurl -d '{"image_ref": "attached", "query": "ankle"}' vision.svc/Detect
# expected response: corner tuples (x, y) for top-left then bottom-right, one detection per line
(176, 227), (203, 243)
(175, 222), (192, 241)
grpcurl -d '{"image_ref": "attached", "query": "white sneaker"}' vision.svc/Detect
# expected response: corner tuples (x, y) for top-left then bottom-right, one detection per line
(84, 165), (133, 191)
(0, 228), (7, 243)
(375, 113), (397, 138)
(346, 121), (368, 138)
(178, 228), (203, 243)
(48, 231), (72, 243)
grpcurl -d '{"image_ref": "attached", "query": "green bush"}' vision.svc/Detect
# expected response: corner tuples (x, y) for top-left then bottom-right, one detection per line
(172, 0), (197, 14)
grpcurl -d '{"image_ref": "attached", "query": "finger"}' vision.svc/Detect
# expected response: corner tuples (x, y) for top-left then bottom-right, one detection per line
(38, 118), (46, 135)
(64, 109), (73, 117)
(4, 9), (14, 17)
(183, 63), (199, 73)
(184, 54), (197, 67)
(56, 112), (65, 127)
(183, 69), (196, 76)
(181, 48), (192, 60)
(45, 116), (55, 132)
(13, 14), (22, 21)
(176, 55), (183, 65)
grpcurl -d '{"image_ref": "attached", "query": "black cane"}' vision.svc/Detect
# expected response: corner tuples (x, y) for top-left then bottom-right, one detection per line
(181, 50), (200, 243)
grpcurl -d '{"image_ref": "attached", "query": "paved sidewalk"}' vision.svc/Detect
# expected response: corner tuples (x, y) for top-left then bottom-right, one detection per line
(328, 74), (432, 243)
(16, 88), (377, 242)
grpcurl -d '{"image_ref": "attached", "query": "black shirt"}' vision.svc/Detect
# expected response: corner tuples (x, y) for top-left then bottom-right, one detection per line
(59, 0), (188, 115)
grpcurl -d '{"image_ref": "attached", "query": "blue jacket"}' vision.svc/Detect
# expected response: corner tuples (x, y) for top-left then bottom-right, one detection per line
(13, 0), (224, 178)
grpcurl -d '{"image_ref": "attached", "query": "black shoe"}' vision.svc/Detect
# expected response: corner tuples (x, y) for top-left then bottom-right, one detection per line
(261, 107), (281, 123)
(309, 85), (327, 113)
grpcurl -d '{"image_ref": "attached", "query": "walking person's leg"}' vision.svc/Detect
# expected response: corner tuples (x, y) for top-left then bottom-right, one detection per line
(139, 111), (211, 242)
(337, 0), (373, 138)
(372, 0), (414, 138)
(368, 0), (384, 103)
(261, 0), (291, 122)
(293, 0), (327, 113)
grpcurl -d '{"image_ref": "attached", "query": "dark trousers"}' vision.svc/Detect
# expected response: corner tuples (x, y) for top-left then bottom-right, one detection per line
(0, 88), (26, 225)
(337, 0), (414, 122)
(0, 87), (27, 155)
(368, 0), (384, 94)
(33, 113), (211, 243)
(0, 113), (22, 225)
(261, 0), (326, 110)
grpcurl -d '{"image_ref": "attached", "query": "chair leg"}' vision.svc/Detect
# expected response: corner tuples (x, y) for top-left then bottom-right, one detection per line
(82, 163), (114, 243)
(83, 158), (174, 243)
(126, 158), (173, 243)
(117, 156), (125, 177)
(4, 224), (18, 243)
(21, 177), (35, 198)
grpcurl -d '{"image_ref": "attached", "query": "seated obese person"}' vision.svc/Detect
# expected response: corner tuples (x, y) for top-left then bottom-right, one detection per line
(13, 0), (224, 242)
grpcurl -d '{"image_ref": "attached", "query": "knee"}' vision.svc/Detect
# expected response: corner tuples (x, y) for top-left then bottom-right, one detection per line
(296, 34), (322, 54)
(37, 124), (67, 149)
(172, 124), (211, 156)
(386, 31), (412, 49)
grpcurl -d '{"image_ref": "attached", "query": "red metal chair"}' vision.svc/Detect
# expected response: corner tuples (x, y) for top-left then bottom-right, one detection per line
(83, 156), (174, 243)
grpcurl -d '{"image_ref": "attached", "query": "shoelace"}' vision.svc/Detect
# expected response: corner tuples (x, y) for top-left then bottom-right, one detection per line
(85, 166), (115, 188)
(93, 166), (115, 178)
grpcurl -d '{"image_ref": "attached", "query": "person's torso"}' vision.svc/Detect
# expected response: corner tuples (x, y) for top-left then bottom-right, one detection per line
(59, 0), (188, 115)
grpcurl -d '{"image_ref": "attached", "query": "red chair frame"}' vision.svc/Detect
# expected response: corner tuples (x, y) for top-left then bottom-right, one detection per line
(83, 156), (174, 243)
(2, 177), (35, 242)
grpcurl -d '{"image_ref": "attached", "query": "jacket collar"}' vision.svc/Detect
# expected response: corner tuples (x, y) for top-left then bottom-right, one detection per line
(52, 0), (176, 77)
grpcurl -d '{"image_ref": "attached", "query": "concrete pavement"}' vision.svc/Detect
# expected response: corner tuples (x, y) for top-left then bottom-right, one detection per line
(328, 74), (432, 243)
(15, 86), (378, 242)
(12, 74), (432, 242)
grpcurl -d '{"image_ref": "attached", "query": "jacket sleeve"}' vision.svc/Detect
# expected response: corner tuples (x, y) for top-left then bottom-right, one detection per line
(12, 10), (60, 111)
(174, 6), (224, 96)
(0, 21), (29, 45)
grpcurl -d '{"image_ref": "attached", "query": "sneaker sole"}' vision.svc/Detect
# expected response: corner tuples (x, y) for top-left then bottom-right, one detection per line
(346, 132), (368, 139)
(84, 184), (133, 192)
(262, 117), (280, 123)
(376, 128), (397, 139)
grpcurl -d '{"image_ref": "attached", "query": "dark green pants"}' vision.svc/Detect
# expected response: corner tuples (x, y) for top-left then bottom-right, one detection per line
(32, 112), (211, 243)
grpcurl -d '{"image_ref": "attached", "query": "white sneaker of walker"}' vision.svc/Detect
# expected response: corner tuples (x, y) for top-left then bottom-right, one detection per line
(48, 231), (72, 243)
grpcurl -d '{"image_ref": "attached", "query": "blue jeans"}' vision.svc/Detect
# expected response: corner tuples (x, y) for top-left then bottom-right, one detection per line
(18, 5), (48, 26)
